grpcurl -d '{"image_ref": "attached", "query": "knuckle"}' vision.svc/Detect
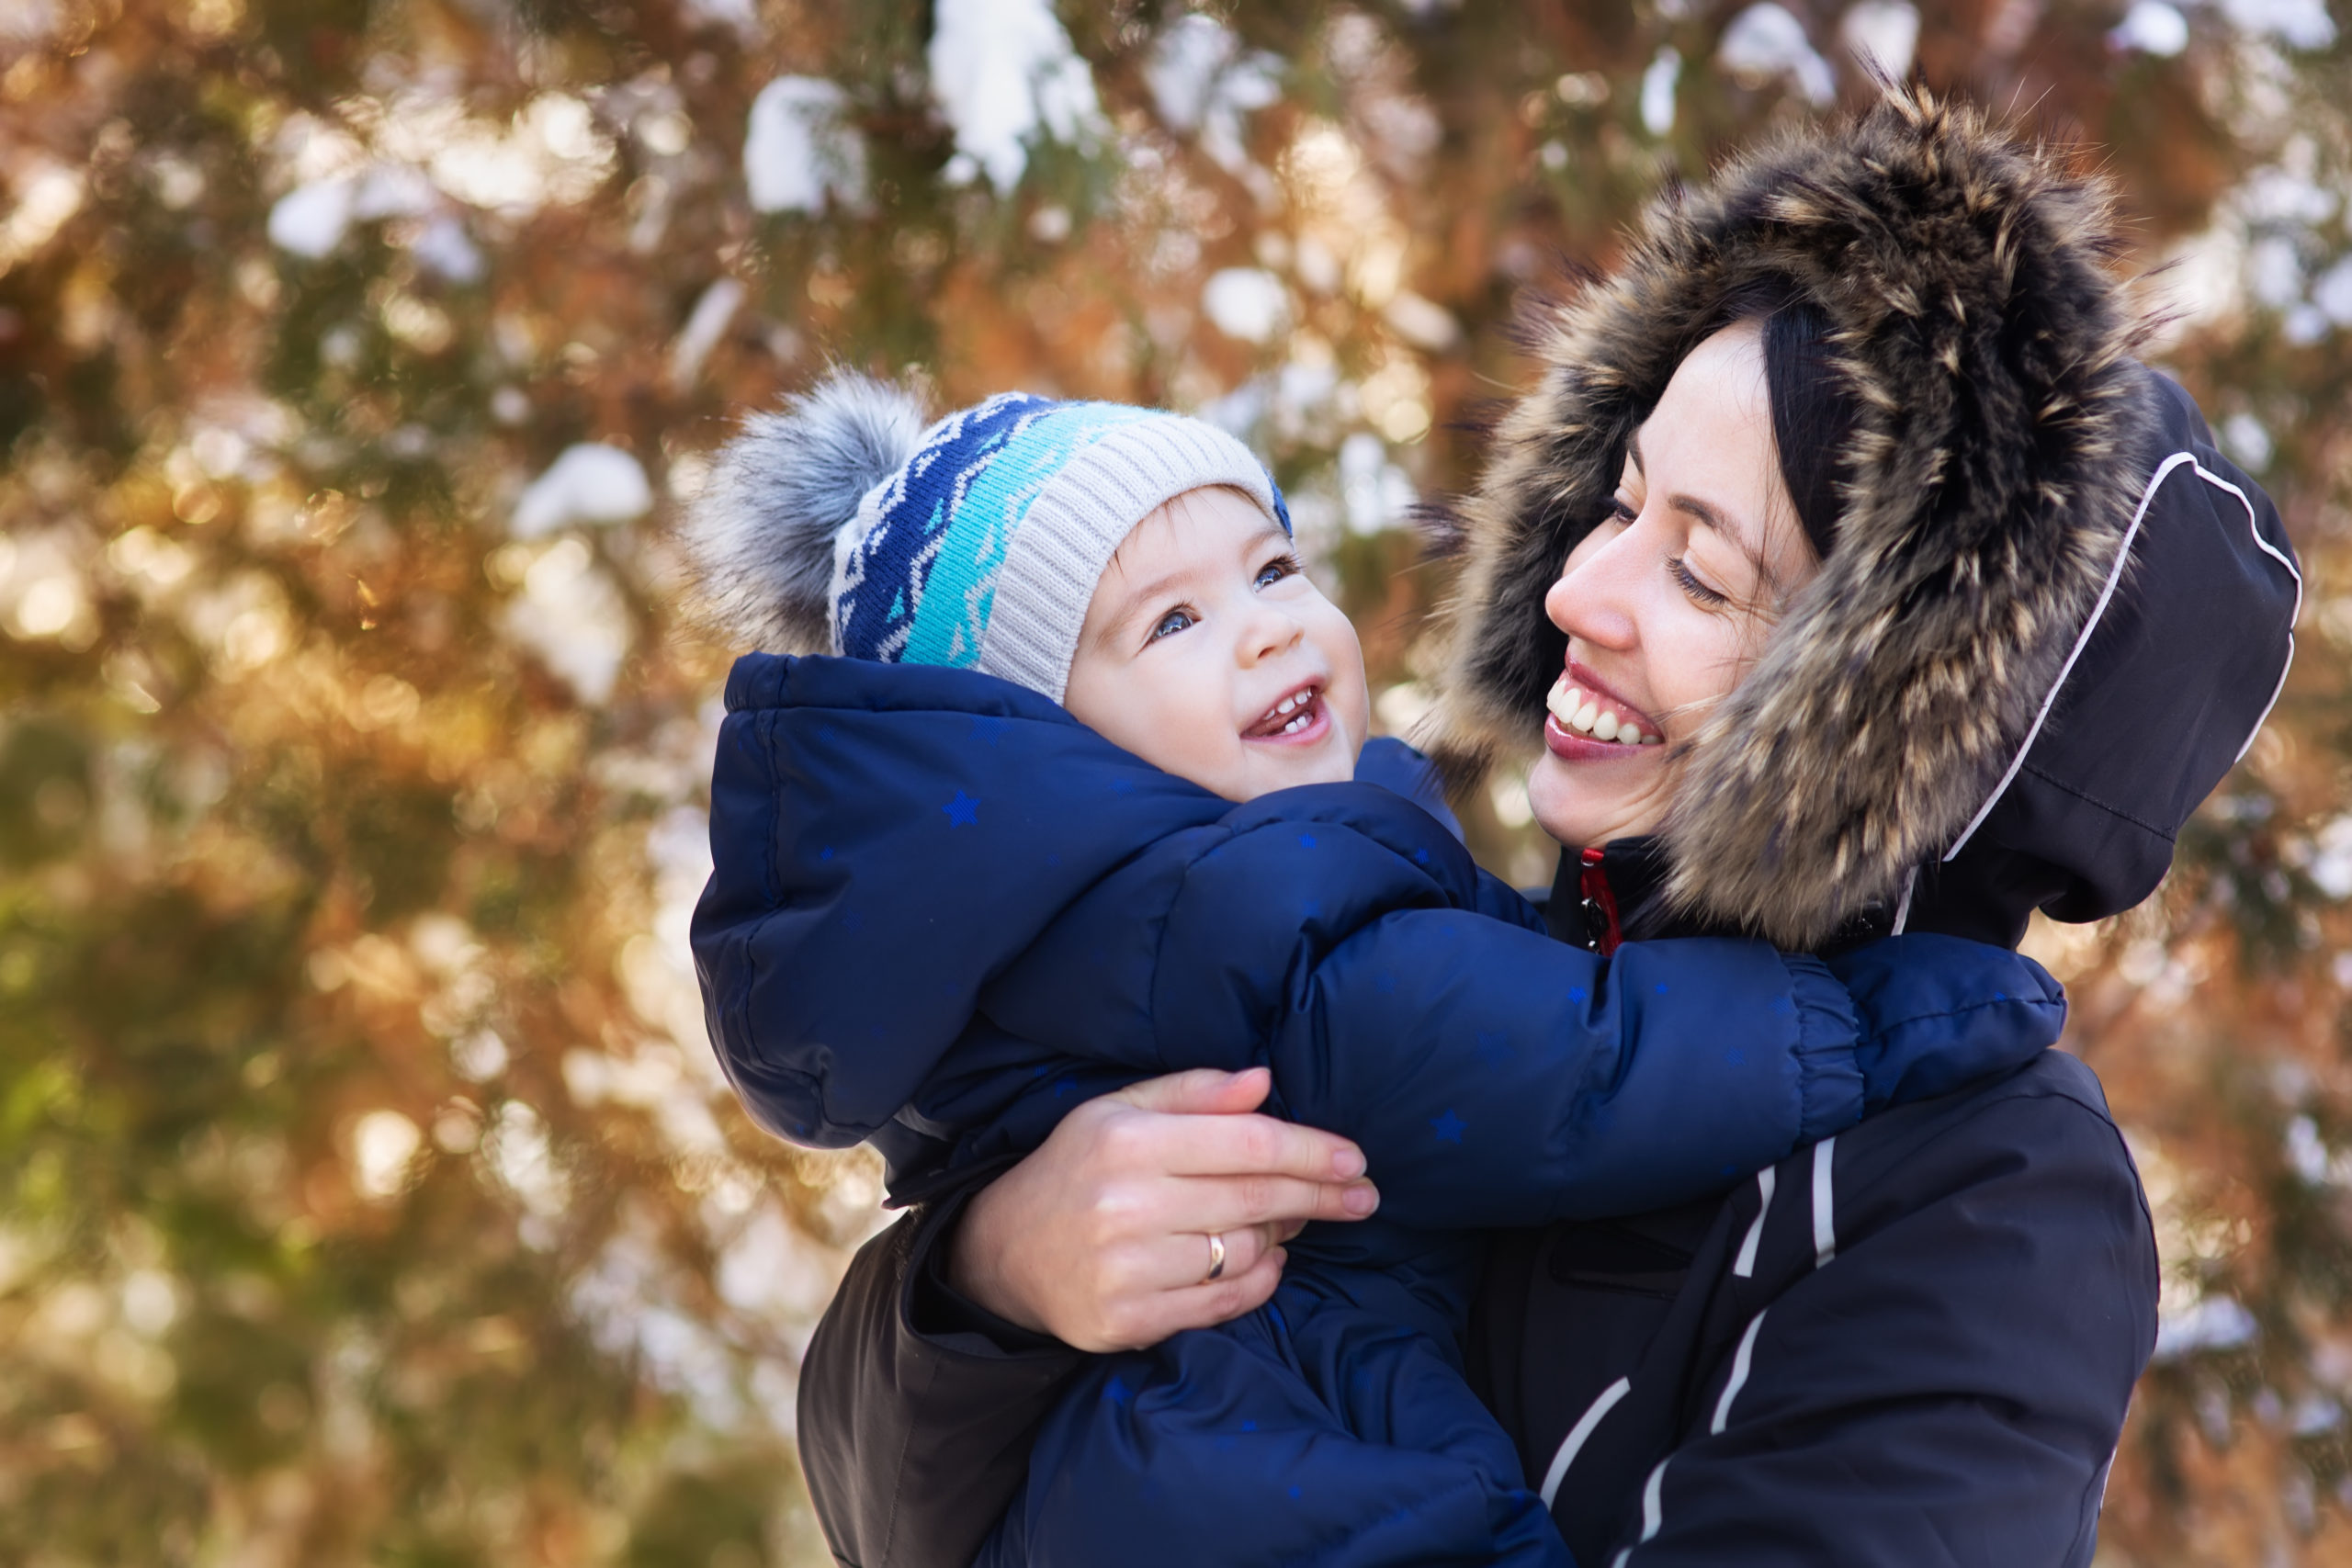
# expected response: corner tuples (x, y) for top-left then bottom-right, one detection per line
(1238, 1174), (1276, 1219)
(1098, 1115), (1150, 1167)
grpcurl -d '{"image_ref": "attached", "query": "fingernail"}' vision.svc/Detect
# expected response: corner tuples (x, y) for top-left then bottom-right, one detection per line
(1342, 1182), (1378, 1216)
(1332, 1147), (1365, 1179)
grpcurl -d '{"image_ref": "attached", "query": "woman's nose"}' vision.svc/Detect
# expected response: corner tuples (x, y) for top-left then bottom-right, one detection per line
(1546, 529), (1640, 651)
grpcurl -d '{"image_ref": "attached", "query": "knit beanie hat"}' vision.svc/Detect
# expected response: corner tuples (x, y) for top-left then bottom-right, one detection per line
(682, 371), (1291, 703)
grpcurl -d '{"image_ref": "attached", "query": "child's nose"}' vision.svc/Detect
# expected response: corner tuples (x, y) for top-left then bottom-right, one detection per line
(1238, 604), (1306, 665)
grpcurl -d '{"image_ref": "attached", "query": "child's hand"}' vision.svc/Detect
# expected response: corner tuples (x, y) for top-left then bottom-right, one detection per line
(946, 1067), (1380, 1352)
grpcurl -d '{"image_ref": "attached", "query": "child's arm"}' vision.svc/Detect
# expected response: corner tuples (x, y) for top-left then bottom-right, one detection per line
(985, 803), (2063, 1227)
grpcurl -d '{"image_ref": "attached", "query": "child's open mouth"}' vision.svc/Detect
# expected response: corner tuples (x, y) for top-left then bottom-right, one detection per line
(1244, 682), (1329, 742)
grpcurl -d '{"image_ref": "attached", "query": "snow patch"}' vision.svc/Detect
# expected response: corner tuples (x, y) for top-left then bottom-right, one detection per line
(1203, 267), (1290, 344)
(1641, 47), (1682, 136)
(2221, 412), (2273, 469)
(928, 0), (1108, 193)
(2312, 255), (2352, 324)
(744, 76), (868, 214)
(2220, 0), (2336, 50)
(1339, 432), (1416, 536)
(1146, 15), (1283, 174)
(2307, 814), (2352, 898)
(513, 444), (654, 537)
(670, 277), (745, 388)
(1838, 1), (1919, 76)
(1718, 4), (1837, 106)
(2153, 1293), (2257, 1360)
(407, 213), (484, 283)
(2110, 0), (2190, 55)
(268, 178), (356, 258)
(503, 537), (634, 705)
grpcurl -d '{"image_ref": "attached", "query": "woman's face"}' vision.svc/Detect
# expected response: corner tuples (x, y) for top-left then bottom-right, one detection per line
(1525, 321), (1824, 851)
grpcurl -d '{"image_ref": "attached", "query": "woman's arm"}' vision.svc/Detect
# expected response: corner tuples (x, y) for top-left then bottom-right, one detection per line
(796, 1069), (1374, 1568)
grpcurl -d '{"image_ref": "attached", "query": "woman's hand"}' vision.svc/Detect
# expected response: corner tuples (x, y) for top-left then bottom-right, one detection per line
(946, 1067), (1380, 1352)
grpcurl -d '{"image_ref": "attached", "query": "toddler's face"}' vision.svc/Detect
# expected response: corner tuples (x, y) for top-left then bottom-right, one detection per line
(1063, 486), (1369, 803)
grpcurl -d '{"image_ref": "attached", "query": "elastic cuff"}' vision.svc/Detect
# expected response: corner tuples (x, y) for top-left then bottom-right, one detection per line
(1785, 951), (1865, 1144)
(902, 1183), (1079, 1360)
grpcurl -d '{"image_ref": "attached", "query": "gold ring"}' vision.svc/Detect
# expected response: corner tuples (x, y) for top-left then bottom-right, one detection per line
(1204, 1231), (1227, 1283)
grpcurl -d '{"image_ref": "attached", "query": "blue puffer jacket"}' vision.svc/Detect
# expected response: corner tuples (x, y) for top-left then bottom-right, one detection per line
(694, 654), (2066, 1568)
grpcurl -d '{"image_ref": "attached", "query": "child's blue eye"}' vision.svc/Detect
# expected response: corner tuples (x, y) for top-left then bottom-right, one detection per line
(1255, 552), (1301, 589)
(1148, 608), (1196, 642)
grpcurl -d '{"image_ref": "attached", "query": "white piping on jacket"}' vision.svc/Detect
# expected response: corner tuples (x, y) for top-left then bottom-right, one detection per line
(2197, 463), (2302, 762)
(1608, 1461), (1671, 1565)
(1812, 1137), (1838, 1268)
(1732, 1167), (1775, 1279)
(1943, 451), (2303, 862)
(1615, 1137), (1840, 1562)
(1941, 452), (2178, 863)
(1540, 1376), (1633, 1507)
(1710, 1311), (1769, 1435)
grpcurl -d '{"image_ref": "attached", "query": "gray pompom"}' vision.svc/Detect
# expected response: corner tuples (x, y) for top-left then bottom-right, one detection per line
(679, 369), (928, 651)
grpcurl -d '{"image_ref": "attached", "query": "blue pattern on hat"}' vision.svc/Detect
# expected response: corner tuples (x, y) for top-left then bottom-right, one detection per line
(831, 391), (1289, 675)
(902, 400), (1158, 668)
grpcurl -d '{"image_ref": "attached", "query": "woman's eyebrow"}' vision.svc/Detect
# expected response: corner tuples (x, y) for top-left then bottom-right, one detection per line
(1629, 429), (1780, 592)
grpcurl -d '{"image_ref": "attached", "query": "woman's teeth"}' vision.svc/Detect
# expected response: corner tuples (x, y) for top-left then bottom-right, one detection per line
(1547, 676), (1659, 747)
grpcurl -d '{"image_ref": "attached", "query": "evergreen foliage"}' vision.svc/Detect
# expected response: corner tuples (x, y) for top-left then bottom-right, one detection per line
(3, 2), (2349, 1562)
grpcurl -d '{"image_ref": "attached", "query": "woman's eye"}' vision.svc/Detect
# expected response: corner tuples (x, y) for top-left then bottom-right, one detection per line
(1668, 556), (1730, 608)
(1254, 552), (1300, 590)
(1148, 607), (1196, 642)
(1609, 495), (1639, 525)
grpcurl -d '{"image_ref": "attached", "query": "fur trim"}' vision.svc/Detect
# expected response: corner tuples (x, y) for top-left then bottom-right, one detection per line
(680, 369), (929, 651)
(1428, 87), (2151, 949)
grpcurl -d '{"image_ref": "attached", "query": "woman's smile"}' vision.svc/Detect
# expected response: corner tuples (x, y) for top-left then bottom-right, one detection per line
(1544, 658), (1665, 751)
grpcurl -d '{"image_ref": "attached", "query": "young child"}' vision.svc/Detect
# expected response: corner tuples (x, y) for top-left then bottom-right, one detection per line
(684, 373), (2060, 1567)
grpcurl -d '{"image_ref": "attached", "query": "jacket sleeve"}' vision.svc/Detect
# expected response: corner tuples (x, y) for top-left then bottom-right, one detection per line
(1139, 818), (2066, 1229)
(1615, 1092), (2158, 1567)
(797, 1185), (1088, 1568)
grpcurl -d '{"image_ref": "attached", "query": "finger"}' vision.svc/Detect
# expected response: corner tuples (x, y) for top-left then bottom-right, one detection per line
(1144, 1111), (1367, 1181)
(1114, 1248), (1288, 1348)
(1110, 1066), (1272, 1118)
(1170, 1172), (1379, 1235)
(1126, 1220), (1286, 1296)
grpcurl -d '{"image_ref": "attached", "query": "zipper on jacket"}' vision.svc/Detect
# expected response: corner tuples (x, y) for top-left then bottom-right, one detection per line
(1578, 847), (1624, 955)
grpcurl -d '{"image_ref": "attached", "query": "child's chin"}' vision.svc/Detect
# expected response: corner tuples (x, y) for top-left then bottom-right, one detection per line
(1252, 743), (1355, 795)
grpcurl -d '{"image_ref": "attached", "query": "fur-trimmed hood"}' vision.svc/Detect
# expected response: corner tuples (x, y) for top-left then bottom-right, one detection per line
(1430, 87), (2293, 951)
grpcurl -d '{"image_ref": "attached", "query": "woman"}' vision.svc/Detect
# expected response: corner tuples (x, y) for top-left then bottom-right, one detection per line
(796, 90), (2301, 1566)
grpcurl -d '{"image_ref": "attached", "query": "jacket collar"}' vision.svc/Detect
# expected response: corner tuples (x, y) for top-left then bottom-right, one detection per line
(1547, 837), (1900, 957)
(1545, 839), (1674, 953)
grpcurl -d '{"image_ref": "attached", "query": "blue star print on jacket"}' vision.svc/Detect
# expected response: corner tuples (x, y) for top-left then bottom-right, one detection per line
(693, 654), (2065, 1568)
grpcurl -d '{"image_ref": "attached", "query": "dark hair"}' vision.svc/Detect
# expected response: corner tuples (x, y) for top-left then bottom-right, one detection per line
(1678, 279), (1861, 563)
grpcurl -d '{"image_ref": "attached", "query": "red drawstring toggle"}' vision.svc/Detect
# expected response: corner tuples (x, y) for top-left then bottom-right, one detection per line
(1577, 846), (1623, 956)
